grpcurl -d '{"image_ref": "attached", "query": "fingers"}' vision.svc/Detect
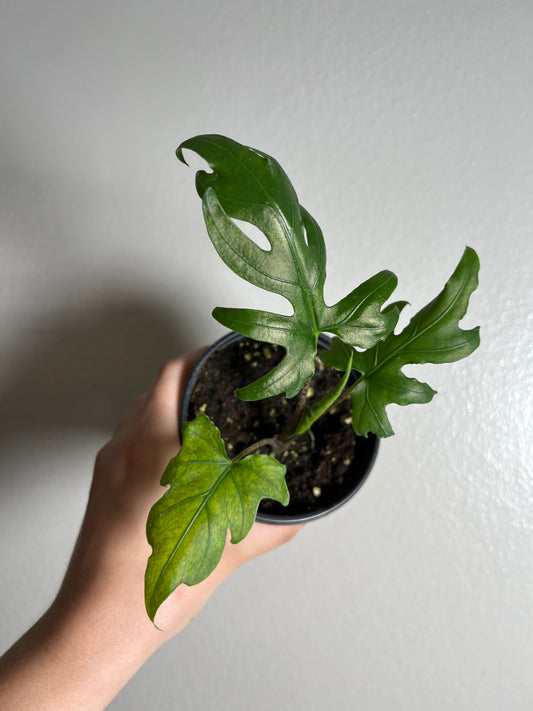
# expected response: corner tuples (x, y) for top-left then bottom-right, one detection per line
(112, 393), (148, 436)
(155, 522), (304, 632)
(218, 522), (304, 575)
(240, 522), (304, 556)
(98, 350), (206, 489)
(148, 347), (206, 404)
(146, 359), (186, 420)
(145, 348), (207, 435)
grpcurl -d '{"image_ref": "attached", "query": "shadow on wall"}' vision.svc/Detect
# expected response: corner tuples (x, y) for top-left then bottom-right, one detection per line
(0, 294), (196, 442)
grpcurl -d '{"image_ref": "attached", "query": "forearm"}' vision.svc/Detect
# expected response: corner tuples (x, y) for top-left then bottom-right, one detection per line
(0, 588), (161, 711)
(0, 540), (242, 710)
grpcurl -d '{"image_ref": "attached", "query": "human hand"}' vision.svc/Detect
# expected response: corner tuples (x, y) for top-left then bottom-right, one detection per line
(59, 351), (301, 638)
(0, 351), (301, 711)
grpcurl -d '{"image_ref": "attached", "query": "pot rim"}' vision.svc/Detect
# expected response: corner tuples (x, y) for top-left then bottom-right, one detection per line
(179, 331), (379, 525)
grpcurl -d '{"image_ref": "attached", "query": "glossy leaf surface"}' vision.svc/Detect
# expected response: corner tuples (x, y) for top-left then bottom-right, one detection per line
(145, 414), (288, 621)
(178, 134), (398, 399)
(338, 247), (480, 437)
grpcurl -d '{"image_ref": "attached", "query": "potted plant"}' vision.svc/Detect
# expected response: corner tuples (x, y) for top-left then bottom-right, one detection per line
(144, 134), (480, 622)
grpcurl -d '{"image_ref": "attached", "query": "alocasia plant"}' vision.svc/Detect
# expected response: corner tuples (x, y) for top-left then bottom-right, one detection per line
(144, 134), (480, 621)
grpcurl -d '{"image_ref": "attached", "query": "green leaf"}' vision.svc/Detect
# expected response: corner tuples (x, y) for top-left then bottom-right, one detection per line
(349, 247), (481, 437)
(145, 413), (288, 622)
(177, 134), (398, 400)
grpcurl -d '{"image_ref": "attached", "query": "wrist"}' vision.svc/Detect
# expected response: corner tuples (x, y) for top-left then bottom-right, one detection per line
(52, 572), (165, 659)
(0, 583), (165, 711)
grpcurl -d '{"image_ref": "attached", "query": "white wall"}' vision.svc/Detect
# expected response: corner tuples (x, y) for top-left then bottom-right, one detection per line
(1, 1), (532, 709)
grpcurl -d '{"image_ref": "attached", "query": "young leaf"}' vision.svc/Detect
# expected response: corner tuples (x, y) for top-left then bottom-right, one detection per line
(144, 413), (288, 622)
(177, 134), (398, 400)
(348, 247), (481, 437)
(295, 343), (354, 435)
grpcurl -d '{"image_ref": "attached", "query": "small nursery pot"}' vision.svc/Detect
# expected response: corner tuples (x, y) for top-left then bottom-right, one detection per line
(179, 331), (379, 525)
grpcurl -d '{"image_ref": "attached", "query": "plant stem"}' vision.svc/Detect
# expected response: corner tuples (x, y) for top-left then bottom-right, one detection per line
(279, 378), (311, 441)
(231, 437), (285, 463)
(231, 365), (366, 463)
(293, 352), (355, 436)
(339, 373), (364, 401)
(317, 372), (364, 418)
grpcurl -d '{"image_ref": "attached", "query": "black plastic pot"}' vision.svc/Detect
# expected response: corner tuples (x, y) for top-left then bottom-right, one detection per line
(179, 331), (379, 525)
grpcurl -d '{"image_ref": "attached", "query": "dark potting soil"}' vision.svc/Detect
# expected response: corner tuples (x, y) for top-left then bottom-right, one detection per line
(186, 337), (376, 516)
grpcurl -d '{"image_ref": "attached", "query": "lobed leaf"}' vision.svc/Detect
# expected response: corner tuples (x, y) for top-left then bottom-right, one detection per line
(348, 247), (481, 437)
(145, 413), (288, 622)
(178, 134), (398, 400)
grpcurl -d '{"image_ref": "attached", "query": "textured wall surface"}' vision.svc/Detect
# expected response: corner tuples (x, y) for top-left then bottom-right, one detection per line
(1, 1), (532, 709)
